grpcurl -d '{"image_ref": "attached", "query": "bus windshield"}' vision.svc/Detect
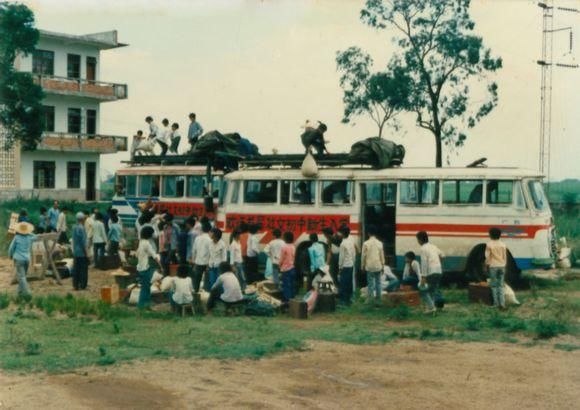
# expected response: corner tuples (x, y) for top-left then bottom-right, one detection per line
(527, 180), (549, 211)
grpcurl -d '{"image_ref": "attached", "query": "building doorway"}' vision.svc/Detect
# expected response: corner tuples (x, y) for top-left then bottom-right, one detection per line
(86, 57), (97, 82)
(86, 162), (96, 201)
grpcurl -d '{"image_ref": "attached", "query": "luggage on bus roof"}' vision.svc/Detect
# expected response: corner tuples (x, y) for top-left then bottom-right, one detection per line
(349, 137), (405, 169)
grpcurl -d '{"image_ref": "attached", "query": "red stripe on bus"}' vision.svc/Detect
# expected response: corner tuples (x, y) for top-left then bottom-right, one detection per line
(396, 223), (551, 238)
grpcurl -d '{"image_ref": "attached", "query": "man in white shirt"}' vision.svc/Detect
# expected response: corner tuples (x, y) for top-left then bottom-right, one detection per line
(361, 226), (385, 304)
(169, 122), (181, 154)
(56, 206), (68, 244)
(92, 213), (108, 267)
(208, 228), (228, 290)
(267, 228), (284, 288)
(338, 225), (357, 306)
(402, 251), (421, 289)
(191, 223), (212, 292)
(417, 231), (445, 313)
(153, 118), (170, 156)
(245, 224), (261, 283)
(207, 262), (244, 312)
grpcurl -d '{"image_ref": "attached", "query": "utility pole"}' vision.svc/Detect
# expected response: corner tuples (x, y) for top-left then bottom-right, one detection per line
(537, 1), (579, 185)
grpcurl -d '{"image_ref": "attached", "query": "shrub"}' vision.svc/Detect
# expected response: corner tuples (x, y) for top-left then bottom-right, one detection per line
(0, 293), (10, 310)
(534, 319), (568, 339)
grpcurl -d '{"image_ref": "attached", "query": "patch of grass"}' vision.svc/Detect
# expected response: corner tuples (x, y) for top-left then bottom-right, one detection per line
(553, 343), (580, 352)
(534, 319), (568, 340)
(0, 293), (10, 310)
(24, 342), (41, 356)
(387, 305), (411, 321)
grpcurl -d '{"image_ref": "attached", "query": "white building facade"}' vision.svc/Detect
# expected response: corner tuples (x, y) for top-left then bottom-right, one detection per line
(0, 29), (128, 201)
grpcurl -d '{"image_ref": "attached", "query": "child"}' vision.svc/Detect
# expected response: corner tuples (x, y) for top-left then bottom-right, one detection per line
(37, 207), (48, 233)
(382, 265), (400, 292)
(136, 226), (160, 309)
(92, 212), (107, 267)
(207, 262), (244, 312)
(246, 224), (261, 284)
(229, 229), (246, 290)
(279, 232), (296, 302)
(171, 265), (194, 307)
(107, 215), (122, 257)
(485, 227), (507, 310)
(338, 225), (356, 306)
(72, 212), (89, 291)
(8, 222), (36, 297)
(169, 122), (181, 154)
(402, 251), (421, 289)
(417, 231), (444, 314)
(361, 226), (384, 305)
(267, 228), (284, 288)
(208, 228), (228, 289)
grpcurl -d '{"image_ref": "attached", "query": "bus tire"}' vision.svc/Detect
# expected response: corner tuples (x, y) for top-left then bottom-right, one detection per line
(464, 245), (525, 289)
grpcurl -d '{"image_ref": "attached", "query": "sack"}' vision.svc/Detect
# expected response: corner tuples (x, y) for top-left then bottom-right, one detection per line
(349, 137), (405, 168)
(245, 300), (276, 317)
(504, 284), (520, 306)
(301, 151), (318, 177)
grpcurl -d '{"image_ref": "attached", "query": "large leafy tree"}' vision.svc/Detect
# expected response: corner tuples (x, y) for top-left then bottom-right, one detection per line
(0, 2), (44, 150)
(361, 0), (502, 166)
(336, 47), (412, 138)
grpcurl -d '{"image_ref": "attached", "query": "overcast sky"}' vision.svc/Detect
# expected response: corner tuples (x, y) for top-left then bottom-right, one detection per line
(21, 0), (580, 181)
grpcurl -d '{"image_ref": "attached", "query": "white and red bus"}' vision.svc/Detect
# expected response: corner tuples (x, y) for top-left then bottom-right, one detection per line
(215, 166), (555, 280)
(113, 165), (224, 228)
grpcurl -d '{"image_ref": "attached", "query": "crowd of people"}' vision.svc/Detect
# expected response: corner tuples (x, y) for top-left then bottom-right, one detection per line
(8, 200), (510, 313)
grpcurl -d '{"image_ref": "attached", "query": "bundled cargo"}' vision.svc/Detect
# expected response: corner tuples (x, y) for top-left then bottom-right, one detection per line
(349, 137), (405, 169)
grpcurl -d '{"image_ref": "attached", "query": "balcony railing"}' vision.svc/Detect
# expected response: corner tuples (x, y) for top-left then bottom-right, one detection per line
(37, 132), (128, 154)
(32, 74), (128, 101)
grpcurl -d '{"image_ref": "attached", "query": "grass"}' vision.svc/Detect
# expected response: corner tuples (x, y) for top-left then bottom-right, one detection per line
(0, 277), (577, 373)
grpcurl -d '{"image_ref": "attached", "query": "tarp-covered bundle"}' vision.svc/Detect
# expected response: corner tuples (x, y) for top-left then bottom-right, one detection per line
(191, 130), (239, 157)
(349, 137), (405, 169)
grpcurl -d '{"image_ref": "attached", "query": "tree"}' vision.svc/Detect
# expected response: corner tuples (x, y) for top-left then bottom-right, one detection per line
(0, 2), (44, 151)
(336, 46), (411, 138)
(361, 0), (502, 166)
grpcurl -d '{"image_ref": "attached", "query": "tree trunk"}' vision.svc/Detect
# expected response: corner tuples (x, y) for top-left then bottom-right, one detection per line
(378, 122), (384, 139)
(435, 132), (442, 167)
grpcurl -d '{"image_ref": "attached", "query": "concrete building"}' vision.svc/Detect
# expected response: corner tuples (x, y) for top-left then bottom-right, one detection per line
(0, 29), (128, 201)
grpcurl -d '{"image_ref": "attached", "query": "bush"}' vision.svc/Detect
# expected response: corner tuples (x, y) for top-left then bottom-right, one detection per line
(0, 293), (10, 310)
(534, 319), (568, 339)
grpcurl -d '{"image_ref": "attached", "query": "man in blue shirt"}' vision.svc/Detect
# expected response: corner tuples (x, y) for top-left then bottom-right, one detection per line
(72, 212), (89, 290)
(187, 112), (204, 150)
(308, 233), (326, 275)
(8, 222), (36, 297)
(47, 201), (60, 232)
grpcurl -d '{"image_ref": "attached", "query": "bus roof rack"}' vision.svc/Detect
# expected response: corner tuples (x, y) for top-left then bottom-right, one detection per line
(123, 151), (240, 166)
(241, 153), (400, 169)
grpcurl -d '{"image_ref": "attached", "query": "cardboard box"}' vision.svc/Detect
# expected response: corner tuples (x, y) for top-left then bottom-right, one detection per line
(468, 283), (493, 305)
(289, 299), (308, 319)
(101, 285), (120, 304)
(383, 291), (421, 307)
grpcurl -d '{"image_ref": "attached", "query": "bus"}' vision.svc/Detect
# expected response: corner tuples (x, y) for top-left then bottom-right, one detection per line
(113, 165), (225, 228)
(216, 165), (555, 281)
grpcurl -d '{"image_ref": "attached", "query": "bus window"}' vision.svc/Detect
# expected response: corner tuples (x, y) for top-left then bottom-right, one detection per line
(514, 181), (527, 209)
(281, 180), (316, 205)
(486, 180), (513, 205)
(219, 180), (227, 206)
(126, 176), (136, 197)
(139, 176), (152, 196)
(163, 176), (185, 198)
(244, 180), (278, 204)
(528, 180), (549, 211)
(211, 176), (221, 198)
(230, 181), (240, 204)
(400, 180), (439, 205)
(321, 181), (352, 205)
(187, 176), (204, 197)
(365, 183), (397, 205)
(443, 180), (483, 205)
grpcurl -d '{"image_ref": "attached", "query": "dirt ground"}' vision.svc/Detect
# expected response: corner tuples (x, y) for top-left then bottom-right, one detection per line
(0, 340), (578, 410)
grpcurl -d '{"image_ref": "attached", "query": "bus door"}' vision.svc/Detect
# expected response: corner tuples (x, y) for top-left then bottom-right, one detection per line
(360, 182), (397, 268)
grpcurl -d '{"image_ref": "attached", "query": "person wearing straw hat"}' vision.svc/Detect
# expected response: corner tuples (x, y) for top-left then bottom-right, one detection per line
(8, 222), (36, 297)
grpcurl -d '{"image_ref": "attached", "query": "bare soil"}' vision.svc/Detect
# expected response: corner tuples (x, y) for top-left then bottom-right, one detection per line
(1, 340), (578, 410)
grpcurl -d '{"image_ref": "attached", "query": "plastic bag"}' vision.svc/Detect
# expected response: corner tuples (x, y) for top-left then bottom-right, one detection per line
(264, 256), (273, 279)
(303, 290), (318, 314)
(301, 151), (318, 177)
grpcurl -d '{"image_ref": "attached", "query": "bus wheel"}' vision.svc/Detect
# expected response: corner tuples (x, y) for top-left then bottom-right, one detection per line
(465, 246), (525, 289)
(505, 250), (525, 289)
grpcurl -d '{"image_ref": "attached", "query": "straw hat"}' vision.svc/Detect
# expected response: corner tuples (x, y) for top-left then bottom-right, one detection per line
(15, 222), (34, 235)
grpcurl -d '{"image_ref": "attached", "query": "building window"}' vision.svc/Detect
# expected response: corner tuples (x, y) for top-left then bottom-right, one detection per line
(32, 49), (54, 75)
(67, 54), (81, 79)
(33, 161), (55, 189)
(42, 106), (55, 132)
(68, 108), (82, 133)
(86, 56), (97, 81)
(86, 109), (97, 135)
(67, 162), (81, 189)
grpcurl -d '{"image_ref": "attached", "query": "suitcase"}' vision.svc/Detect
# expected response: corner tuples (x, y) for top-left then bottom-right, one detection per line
(98, 255), (121, 270)
(316, 293), (336, 313)
(468, 283), (493, 305)
(383, 291), (421, 307)
(289, 299), (308, 319)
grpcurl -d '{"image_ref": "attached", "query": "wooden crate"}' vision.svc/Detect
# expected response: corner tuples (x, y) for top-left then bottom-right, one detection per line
(383, 291), (421, 307)
(468, 283), (493, 305)
(288, 299), (308, 319)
